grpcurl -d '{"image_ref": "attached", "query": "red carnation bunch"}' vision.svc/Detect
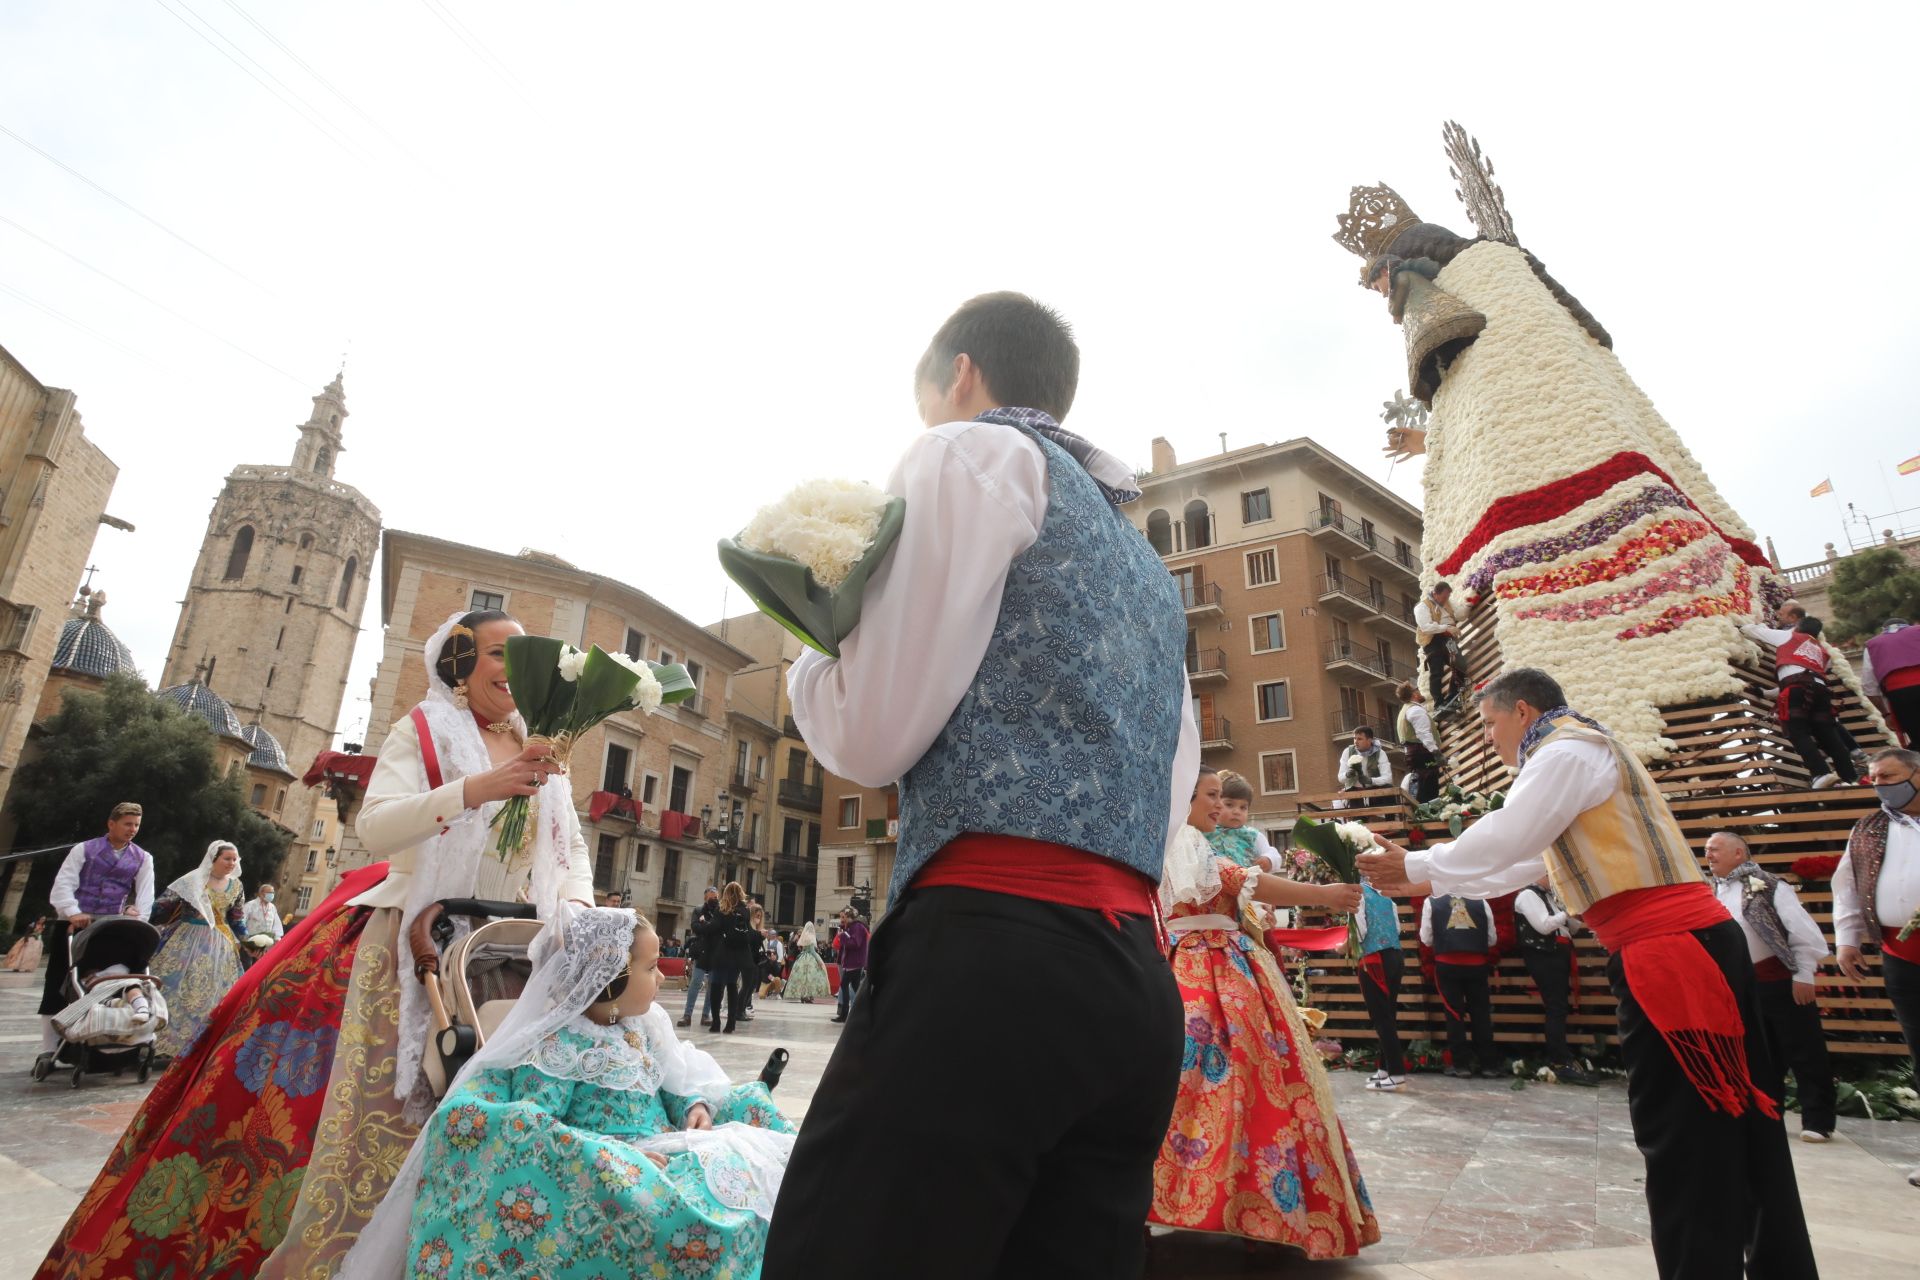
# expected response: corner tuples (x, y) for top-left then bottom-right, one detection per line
(1791, 854), (1841, 882)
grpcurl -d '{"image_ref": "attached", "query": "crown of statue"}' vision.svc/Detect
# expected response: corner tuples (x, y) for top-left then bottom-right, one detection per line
(1332, 183), (1421, 262)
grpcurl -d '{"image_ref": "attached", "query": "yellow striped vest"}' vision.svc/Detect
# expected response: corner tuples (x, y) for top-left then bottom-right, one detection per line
(1539, 718), (1702, 913)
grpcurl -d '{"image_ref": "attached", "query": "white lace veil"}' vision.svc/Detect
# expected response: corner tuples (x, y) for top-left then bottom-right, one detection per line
(341, 906), (792, 1280)
(167, 840), (240, 930)
(1160, 824), (1257, 916)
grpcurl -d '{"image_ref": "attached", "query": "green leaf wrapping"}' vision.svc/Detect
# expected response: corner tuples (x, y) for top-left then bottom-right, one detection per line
(504, 636), (573, 733)
(647, 660), (696, 705)
(573, 647), (641, 726)
(716, 497), (906, 658)
(1292, 817), (1361, 884)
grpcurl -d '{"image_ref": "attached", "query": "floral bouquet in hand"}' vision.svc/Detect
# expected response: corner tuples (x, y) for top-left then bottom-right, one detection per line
(1292, 817), (1378, 955)
(492, 636), (694, 859)
(717, 479), (906, 657)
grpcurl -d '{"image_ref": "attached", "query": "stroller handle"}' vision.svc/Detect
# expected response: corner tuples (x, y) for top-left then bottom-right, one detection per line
(408, 898), (539, 981)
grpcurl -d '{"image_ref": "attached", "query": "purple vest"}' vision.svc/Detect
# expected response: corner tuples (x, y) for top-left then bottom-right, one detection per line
(75, 837), (145, 915)
(1867, 626), (1920, 683)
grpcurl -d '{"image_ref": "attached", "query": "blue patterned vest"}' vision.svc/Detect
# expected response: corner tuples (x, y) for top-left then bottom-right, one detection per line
(894, 423), (1187, 900)
(1359, 884), (1400, 956)
(75, 836), (146, 915)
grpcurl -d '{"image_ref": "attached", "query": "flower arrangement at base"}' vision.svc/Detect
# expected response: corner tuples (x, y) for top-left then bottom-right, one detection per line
(1411, 784), (1507, 837)
(492, 636), (692, 859)
(717, 479), (906, 657)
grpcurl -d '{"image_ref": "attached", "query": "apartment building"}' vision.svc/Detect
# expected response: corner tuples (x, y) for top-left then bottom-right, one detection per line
(1130, 435), (1424, 842)
(815, 777), (897, 923)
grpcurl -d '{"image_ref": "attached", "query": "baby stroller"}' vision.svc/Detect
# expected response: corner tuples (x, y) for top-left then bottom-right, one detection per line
(34, 915), (169, 1089)
(408, 899), (789, 1099)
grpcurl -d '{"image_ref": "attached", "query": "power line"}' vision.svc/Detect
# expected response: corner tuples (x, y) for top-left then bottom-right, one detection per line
(215, 0), (444, 180)
(0, 213), (308, 387)
(0, 121), (268, 292)
(416, 0), (535, 106)
(0, 279), (156, 366)
(149, 0), (372, 166)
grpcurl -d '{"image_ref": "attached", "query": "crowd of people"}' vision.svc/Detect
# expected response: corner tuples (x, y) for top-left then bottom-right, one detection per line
(8, 291), (1917, 1280)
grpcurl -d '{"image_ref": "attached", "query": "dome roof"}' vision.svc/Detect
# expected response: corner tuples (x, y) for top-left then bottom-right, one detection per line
(159, 681), (245, 740)
(241, 722), (292, 773)
(50, 590), (137, 679)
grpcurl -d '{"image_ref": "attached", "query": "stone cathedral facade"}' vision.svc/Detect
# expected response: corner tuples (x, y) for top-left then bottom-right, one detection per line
(161, 374), (381, 877)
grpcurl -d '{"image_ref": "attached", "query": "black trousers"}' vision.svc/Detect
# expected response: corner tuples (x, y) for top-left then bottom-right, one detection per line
(1752, 977), (1837, 1135)
(705, 958), (746, 1028)
(1609, 920), (1816, 1279)
(37, 920), (74, 1016)
(1358, 946), (1406, 1074)
(1521, 945), (1574, 1063)
(1883, 950), (1920, 1077)
(1405, 743), (1441, 804)
(1886, 684), (1920, 747)
(1784, 719), (1857, 783)
(1423, 635), (1456, 706)
(1435, 962), (1495, 1071)
(763, 886), (1183, 1280)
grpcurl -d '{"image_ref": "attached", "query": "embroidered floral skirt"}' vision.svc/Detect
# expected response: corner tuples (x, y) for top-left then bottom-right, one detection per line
(1149, 927), (1380, 1258)
(783, 948), (831, 1000)
(33, 865), (390, 1280)
(150, 919), (244, 1059)
(409, 1068), (795, 1279)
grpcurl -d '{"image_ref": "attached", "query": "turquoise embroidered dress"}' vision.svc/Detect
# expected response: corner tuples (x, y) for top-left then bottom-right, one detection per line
(406, 1008), (794, 1279)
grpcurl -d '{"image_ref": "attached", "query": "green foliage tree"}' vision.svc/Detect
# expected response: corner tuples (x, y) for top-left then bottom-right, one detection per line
(7, 673), (292, 923)
(1826, 546), (1920, 643)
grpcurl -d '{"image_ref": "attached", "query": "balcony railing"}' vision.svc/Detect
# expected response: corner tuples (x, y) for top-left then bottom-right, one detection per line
(1179, 580), (1224, 613)
(1388, 542), (1422, 575)
(1323, 640), (1417, 685)
(779, 778), (823, 811)
(1198, 716), (1232, 749)
(1185, 647), (1227, 680)
(1306, 507), (1372, 549)
(1377, 601), (1417, 630)
(1329, 707), (1379, 739)
(730, 768), (758, 794)
(771, 853), (815, 882)
(1315, 570), (1379, 611)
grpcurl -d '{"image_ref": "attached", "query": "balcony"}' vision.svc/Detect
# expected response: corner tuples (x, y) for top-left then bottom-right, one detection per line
(1376, 600), (1417, 633)
(1329, 707), (1379, 740)
(1198, 716), (1233, 750)
(1306, 507), (1373, 552)
(729, 768), (758, 795)
(1323, 640), (1417, 688)
(865, 817), (900, 843)
(1384, 541), (1422, 579)
(1180, 580), (1224, 617)
(782, 714), (801, 739)
(1315, 571), (1379, 619)
(679, 693), (708, 718)
(772, 853), (815, 882)
(778, 778), (823, 812)
(1185, 647), (1227, 683)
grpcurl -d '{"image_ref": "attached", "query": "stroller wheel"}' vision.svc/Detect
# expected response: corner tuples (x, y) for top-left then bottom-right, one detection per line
(30, 1052), (52, 1082)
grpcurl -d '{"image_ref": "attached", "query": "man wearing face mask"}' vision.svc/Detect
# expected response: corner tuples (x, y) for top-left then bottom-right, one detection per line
(1835, 747), (1920, 1187)
(242, 882), (285, 948)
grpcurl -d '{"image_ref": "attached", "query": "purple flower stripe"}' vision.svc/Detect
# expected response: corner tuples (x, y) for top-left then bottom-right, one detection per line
(1464, 485), (1688, 595)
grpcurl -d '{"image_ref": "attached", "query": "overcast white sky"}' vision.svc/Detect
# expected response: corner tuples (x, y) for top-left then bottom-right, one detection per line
(4, 1), (1916, 747)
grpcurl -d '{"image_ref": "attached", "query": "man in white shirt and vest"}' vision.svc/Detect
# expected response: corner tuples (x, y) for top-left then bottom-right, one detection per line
(1335, 725), (1393, 808)
(1704, 831), (1837, 1142)
(38, 802), (154, 1060)
(1360, 667), (1814, 1278)
(1413, 582), (1464, 710)
(763, 293), (1196, 1279)
(1836, 747), (1920, 1186)
(1419, 892), (1498, 1076)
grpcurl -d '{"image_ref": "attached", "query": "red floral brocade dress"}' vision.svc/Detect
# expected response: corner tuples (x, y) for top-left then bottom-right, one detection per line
(1149, 833), (1379, 1257)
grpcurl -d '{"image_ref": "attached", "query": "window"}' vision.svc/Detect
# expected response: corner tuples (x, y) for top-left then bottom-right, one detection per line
(783, 818), (803, 856)
(1318, 492), (1342, 520)
(337, 556), (357, 608)
(686, 660), (703, 689)
(296, 886), (313, 912)
(623, 627), (645, 660)
(290, 565), (305, 586)
(223, 526), (254, 579)
(1368, 576), (1384, 608)
(808, 823), (821, 856)
(299, 533), (315, 550)
(314, 446), (331, 473)
(634, 843), (650, 874)
(641, 772), (659, 805)
(265, 666), (275, 688)
(1360, 517), (1377, 548)
(786, 747), (808, 781)
(669, 765), (692, 813)
(1246, 548), (1278, 587)
(1171, 565), (1198, 608)
(1250, 613), (1285, 653)
(734, 740), (750, 782)
(1183, 499), (1212, 550)
(1241, 488), (1272, 523)
(284, 597), (294, 614)
(837, 796), (861, 828)
(275, 789), (286, 812)
(1255, 680), (1292, 722)
(749, 813), (763, 852)
(471, 589), (505, 612)
(602, 743), (632, 793)
(304, 850), (318, 873)
(276, 626), (285, 650)
(1145, 509), (1172, 555)
(250, 783), (267, 806)
(658, 647), (676, 667)
(837, 856), (856, 888)
(311, 819), (326, 839)
(1259, 751), (1299, 795)
(0, 602), (34, 652)
(595, 834), (619, 890)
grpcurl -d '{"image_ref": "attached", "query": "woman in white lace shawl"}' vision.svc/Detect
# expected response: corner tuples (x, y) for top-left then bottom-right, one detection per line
(341, 906), (795, 1280)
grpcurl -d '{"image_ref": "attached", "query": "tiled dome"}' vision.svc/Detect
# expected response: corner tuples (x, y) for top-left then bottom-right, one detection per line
(50, 591), (137, 679)
(159, 681), (245, 740)
(241, 722), (291, 773)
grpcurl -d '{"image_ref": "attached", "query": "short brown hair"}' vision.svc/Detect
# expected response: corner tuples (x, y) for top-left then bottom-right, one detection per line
(109, 802), (143, 819)
(1394, 682), (1418, 703)
(914, 292), (1080, 421)
(1217, 770), (1254, 802)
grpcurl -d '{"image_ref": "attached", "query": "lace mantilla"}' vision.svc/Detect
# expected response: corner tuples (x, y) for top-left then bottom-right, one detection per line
(529, 1017), (662, 1092)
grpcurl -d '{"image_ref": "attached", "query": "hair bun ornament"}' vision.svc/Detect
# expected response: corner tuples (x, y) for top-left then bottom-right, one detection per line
(435, 623), (478, 687)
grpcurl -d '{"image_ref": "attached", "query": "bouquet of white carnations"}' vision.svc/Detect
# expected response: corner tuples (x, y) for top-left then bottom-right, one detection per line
(491, 635), (693, 859)
(717, 479), (906, 657)
(1291, 817), (1378, 956)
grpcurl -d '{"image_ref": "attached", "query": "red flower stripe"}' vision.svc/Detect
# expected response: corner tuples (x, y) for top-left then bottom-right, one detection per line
(1513, 544), (1732, 624)
(1495, 517), (1714, 599)
(1437, 451), (1769, 578)
(1614, 565), (1754, 640)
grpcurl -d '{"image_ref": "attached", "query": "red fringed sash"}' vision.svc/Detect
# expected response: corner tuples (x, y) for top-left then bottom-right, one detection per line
(1585, 883), (1778, 1119)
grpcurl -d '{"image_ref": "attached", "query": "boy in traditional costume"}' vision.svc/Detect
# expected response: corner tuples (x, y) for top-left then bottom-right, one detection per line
(1740, 616), (1859, 789)
(764, 293), (1197, 1279)
(1362, 669), (1816, 1276)
(37, 802), (152, 1065)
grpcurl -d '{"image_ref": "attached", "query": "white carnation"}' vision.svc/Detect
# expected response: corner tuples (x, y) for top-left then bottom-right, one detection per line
(556, 645), (587, 683)
(738, 479), (892, 591)
(629, 668), (663, 713)
(1333, 820), (1376, 851)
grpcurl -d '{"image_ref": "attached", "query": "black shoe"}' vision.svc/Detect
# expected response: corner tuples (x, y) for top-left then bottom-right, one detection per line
(830, 1014), (847, 1023)
(722, 1023), (737, 1034)
(759, 1047), (790, 1090)
(707, 1022), (721, 1032)
(675, 1016), (691, 1028)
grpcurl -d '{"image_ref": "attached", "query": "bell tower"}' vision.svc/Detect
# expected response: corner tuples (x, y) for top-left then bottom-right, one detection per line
(163, 374), (382, 879)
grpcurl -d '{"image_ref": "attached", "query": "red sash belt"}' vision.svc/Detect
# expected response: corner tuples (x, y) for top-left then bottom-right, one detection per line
(913, 834), (1158, 931)
(1584, 883), (1779, 1119)
(1884, 666), (1920, 693)
(1434, 952), (1489, 966)
(1753, 955), (1792, 982)
(1775, 670), (1825, 723)
(1883, 929), (1920, 965)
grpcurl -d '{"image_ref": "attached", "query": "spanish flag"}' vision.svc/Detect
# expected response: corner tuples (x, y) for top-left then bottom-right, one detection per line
(1900, 454), (1920, 476)
(1809, 478), (1833, 497)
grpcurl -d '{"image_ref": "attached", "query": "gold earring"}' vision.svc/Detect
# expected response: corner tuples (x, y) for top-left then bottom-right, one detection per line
(454, 683), (470, 710)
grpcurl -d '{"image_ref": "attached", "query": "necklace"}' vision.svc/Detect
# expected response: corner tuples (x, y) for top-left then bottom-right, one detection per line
(471, 708), (519, 737)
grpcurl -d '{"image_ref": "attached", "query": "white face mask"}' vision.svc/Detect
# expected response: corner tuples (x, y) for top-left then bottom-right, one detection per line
(264, 892), (275, 902)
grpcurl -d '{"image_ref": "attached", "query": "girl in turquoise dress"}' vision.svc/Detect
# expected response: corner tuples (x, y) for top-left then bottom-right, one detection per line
(340, 906), (795, 1280)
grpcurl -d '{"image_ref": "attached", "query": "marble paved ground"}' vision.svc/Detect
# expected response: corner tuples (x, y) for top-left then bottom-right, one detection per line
(1, 967), (1915, 1278)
